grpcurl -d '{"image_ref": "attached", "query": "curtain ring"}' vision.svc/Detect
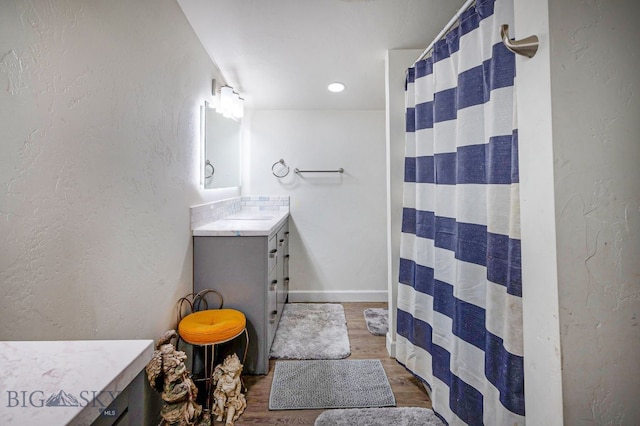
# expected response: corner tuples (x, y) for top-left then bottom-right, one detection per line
(272, 159), (290, 178)
(205, 160), (214, 179)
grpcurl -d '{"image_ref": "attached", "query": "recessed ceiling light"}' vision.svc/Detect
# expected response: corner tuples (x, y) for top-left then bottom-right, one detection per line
(328, 82), (345, 93)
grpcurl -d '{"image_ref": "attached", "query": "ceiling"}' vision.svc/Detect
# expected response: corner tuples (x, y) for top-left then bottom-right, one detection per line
(177, 0), (466, 110)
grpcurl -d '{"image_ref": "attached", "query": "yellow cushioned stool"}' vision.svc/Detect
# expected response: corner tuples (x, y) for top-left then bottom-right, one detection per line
(176, 289), (248, 410)
(179, 309), (246, 345)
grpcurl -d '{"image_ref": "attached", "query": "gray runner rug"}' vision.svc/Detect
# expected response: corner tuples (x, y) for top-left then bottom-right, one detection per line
(269, 359), (396, 410)
(270, 303), (350, 359)
(364, 308), (389, 336)
(314, 407), (445, 426)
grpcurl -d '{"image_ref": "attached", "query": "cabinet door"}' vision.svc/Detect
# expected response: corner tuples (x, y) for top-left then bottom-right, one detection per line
(193, 236), (269, 374)
(267, 273), (278, 347)
(283, 254), (290, 304)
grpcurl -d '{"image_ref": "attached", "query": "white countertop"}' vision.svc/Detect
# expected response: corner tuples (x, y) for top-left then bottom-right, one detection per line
(192, 209), (289, 237)
(0, 339), (154, 425)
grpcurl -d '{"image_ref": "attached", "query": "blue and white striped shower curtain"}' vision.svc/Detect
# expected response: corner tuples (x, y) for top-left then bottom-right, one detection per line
(396, 0), (524, 424)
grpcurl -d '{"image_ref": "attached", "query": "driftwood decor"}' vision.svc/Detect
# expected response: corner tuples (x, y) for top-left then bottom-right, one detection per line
(211, 354), (246, 426)
(145, 330), (211, 426)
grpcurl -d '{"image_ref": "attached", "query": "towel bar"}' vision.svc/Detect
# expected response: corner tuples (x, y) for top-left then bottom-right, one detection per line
(294, 168), (344, 174)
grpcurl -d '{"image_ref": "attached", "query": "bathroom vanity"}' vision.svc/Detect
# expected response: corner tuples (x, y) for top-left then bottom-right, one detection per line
(191, 197), (290, 375)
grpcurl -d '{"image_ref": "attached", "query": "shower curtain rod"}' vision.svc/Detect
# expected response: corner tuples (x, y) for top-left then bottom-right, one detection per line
(415, 0), (476, 63)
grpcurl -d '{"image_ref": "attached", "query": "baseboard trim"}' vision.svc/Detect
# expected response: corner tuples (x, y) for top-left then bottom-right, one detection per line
(386, 333), (396, 358)
(288, 290), (388, 303)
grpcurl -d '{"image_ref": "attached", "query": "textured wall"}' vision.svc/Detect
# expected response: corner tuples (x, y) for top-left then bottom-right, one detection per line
(0, 0), (237, 340)
(515, 0), (640, 422)
(246, 110), (387, 301)
(549, 0), (640, 423)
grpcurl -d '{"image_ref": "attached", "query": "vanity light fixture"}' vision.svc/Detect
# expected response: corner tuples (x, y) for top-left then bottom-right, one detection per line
(212, 80), (244, 120)
(327, 82), (345, 93)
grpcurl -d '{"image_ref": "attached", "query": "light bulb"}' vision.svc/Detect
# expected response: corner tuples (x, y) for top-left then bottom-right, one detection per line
(233, 97), (244, 119)
(328, 82), (345, 92)
(218, 86), (234, 116)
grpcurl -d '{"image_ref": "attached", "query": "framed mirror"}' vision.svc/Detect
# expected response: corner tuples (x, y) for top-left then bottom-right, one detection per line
(201, 102), (241, 189)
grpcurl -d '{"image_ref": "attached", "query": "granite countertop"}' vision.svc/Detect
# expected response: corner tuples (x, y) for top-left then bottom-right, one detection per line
(192, 209), (289, 237)
(0, 339), (154, 425)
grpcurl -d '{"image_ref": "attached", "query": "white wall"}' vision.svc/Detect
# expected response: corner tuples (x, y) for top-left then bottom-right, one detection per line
(385, 49), (422, 356)
(516, 0), (640, 423)
(245, 110), (387, 302)
(513, 1), (565, 424)
(0, 0), (238, 341)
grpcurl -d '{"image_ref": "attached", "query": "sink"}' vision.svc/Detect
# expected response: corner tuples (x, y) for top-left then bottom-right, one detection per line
(223, 214), (274, 220)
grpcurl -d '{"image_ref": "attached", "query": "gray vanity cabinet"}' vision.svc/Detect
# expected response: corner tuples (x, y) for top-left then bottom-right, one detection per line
(193, 218), (289, 375)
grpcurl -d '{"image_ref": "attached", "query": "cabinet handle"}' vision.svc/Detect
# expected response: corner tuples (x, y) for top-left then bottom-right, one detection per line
(269, 310), (278, 323)
(285, 231), (290, 236)
(269, 249), (277, 258)
(270, 280), (278, 290)
(285, 254), (290, 259)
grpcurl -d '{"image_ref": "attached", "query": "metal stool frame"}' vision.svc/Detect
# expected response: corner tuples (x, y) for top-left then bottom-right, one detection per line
(176, 289), (249, 410)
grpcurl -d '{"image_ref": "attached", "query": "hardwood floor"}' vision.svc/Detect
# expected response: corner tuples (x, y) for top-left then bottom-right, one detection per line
(236, 302), (431, 425)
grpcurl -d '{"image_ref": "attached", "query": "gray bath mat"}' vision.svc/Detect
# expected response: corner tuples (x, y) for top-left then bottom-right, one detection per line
(270, 303), (350, 359)
(364, 308), (388, 336)
(269, 359), (396, 410)
(314, 407), (444, 426)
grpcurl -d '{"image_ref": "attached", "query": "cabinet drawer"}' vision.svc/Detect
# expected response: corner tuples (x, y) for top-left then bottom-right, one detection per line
(277, 221), (289, 250)
(268, 234), (277, 272)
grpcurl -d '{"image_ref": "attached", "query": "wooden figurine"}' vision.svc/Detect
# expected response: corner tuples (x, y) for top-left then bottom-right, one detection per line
(211, 354), (246, 426)
(145, 330), (211, 426)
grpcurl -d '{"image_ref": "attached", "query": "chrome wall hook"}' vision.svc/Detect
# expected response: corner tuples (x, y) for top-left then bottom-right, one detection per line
(501, 24), (539, 58)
